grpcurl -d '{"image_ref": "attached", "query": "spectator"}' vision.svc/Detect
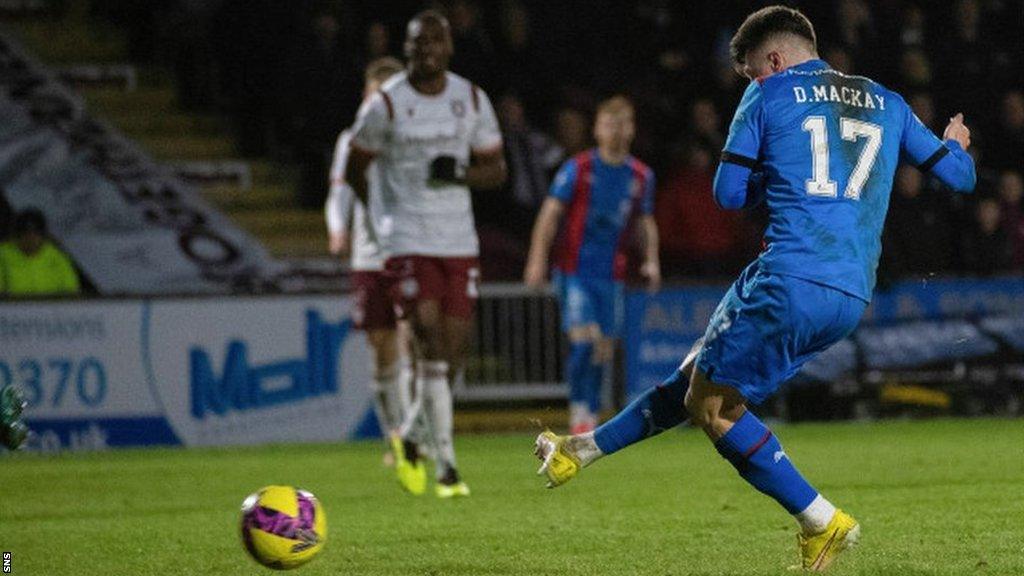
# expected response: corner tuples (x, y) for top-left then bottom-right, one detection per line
(655, 140), (754, 276)
(690, 98), (724, 152)
(498, 94), (565, 215)
(986, 91), (1024, 171)
(936, 0), (988, 116)
(897, 48), (932, 93)
(366, 21), (391, 60)
(997, 170), (1024, 269)
(882, 167), (958, 278)
(0, 209), (80, 297)
(823, 46), (854, 75)
(908, 92), (937, 132)
(835, 0), (876, 62)
(291, 11), (361, 208)
(960, 198), (1013, 276)
(448, 0), (498, 92)
(554, 108), (590, 157)
(898, 4), (926, 50)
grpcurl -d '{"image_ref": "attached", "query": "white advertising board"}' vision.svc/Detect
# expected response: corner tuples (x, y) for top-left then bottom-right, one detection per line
(0, 296), (375, 451)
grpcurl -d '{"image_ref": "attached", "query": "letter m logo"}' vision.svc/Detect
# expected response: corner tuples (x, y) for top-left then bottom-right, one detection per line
(190, 341), (251, 418)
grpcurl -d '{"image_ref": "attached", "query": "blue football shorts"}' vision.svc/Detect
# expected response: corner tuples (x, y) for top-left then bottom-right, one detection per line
(554, 273), (624, 338)
(696, 261), (867, 404)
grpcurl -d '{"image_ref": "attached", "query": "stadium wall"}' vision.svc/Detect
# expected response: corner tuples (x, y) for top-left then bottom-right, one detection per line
(1, 295), (377, 451)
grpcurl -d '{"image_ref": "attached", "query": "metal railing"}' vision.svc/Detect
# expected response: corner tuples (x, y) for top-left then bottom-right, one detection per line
(456, 283), (566, 402)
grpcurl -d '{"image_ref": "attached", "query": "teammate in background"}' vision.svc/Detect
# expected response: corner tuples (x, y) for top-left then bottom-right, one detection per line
(326, 57), (408, 465)
(345, 11), (506, 498)
(524, 96), (660, 434)
(534, 6), (975, 571)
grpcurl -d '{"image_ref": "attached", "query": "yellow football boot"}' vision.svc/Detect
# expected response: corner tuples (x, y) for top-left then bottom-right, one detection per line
(435, 482), (471, 498)
(390, 433), (427, 495)
(797, 509), (860, 571)
(534, 431), (581, 488)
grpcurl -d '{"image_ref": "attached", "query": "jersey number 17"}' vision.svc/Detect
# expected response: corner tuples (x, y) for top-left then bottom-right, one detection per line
(802, 116), (882, 200)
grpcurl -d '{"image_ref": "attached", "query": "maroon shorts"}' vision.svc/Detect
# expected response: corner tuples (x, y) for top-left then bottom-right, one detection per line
(385, 256), (480, 320)
(351, 270), (397, 331)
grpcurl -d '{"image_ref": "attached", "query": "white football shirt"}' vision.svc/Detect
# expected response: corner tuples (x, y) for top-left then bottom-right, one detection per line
(348, 71), (503, 258)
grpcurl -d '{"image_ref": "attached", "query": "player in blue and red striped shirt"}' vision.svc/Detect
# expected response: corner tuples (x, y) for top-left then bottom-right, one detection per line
(525, 96), (661, 434)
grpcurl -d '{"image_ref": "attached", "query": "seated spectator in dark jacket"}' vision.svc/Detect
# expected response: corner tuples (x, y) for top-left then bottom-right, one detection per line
(986, 91), (1024, 172)
(997, 170), (1024, 270)
(656, 141), (755, 277)
(882, 166), (959, 278)
(0, 209), (80, 297)
(960, 198), (1013, 276)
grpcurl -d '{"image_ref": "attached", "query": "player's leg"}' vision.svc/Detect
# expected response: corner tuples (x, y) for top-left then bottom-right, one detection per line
(689, 269), (865, 570)
(586, 279), (624, 427)
(560, 275), (603, 433)
(386, 256), (448, 495)
(684, 369), (856, 570)
(366, 328), (401, 427)
(425, 312), (470, 495)
(355, 270), (405, 464)
(534, 338), (700, 488)
(566, 324), (601, 433)
(427, 257), (479, 497)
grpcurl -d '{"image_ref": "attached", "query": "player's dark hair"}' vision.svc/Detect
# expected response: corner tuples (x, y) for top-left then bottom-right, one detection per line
(730, 6), (817, 67)
(13, 208), (46, 236)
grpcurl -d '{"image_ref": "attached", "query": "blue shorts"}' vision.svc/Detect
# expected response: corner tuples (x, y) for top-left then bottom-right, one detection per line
(696, 262), (866, 405)
(554, 273), (624, 338)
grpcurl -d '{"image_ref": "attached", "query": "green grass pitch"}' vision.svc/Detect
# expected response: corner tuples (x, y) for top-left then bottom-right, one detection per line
(1, 418), (1022, 575)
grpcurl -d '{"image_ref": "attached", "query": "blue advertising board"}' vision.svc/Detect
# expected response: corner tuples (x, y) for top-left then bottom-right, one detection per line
(624, 275), (1024, 399)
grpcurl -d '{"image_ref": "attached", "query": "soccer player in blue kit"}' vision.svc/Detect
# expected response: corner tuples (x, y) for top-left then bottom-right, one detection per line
(525, 96), (661, 435)
(534, 6), (976, 571)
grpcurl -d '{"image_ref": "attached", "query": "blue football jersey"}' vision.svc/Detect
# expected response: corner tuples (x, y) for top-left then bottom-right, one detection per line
(720, 59), (968, 301)
(550, 150), (655, 280)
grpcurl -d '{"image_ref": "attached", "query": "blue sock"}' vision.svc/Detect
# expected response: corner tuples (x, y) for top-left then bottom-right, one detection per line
(715, 411), (818, 514)
(594, 369), (689, 455)
(567, 342), (594, 406)
(586, 362), (604, 414)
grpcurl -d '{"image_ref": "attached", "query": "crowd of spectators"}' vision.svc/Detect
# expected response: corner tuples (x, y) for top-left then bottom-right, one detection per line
(94, 0), (1023, 282)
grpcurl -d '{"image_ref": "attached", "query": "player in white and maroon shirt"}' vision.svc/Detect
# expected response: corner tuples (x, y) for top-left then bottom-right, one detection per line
(326, 57), (410, 467)
(345, 10), (507, 498)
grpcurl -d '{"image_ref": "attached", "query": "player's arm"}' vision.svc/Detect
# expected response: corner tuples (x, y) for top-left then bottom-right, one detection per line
(524, 197), (564, 289)
(524, 159), (576, 288)
(325, 133), (354, 256)
(901, 104), (975, 193)
(465, 87), (508, 189)
(636, 168), (661, 292)
(638, 215), (661, 292)
(345, 93), (389, 205)
(713, 81), (766, 210)
(466, 147), (507, 189)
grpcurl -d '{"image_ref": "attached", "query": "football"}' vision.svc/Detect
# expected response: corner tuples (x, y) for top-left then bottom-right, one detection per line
(240, 485), (328, 570)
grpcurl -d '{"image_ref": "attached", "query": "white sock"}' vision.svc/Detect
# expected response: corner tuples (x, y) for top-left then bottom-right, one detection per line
(420, 360), (456, 478)
(397, 356), (413, 421)
(569, 402), (593, 431)
(796, 494), (837, 535)
(398, 361), (428, 448)
(566, 431), (604, 467)
(372, 361), (402, 433)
